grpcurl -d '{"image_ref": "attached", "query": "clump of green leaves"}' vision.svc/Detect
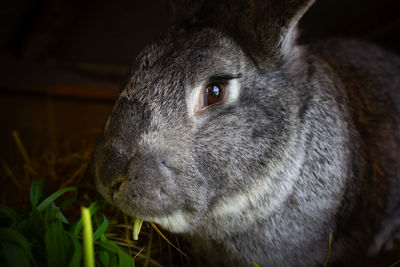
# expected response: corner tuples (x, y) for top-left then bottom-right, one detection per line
(0, 179), (134, 267)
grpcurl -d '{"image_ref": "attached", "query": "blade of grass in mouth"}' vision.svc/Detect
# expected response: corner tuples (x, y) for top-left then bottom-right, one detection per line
(132, 218), (143, 241)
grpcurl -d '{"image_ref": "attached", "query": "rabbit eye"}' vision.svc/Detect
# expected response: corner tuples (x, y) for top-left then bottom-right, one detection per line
(202, 84), (225, 108)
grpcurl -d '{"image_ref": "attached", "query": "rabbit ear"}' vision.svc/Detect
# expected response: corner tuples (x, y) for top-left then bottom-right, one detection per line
(242, 0), (316, 67)
(168, 0), (315, 68)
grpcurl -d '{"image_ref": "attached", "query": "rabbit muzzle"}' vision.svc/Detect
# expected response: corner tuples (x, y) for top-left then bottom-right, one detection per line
(93, 96), (188, 219)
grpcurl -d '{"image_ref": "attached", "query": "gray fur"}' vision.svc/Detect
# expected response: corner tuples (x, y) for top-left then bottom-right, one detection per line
(93, 0), (400, 266)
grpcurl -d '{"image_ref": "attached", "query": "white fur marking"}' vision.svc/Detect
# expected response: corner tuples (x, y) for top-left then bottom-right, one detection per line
(149, 211), (192, 233)
(187, 85), (203, 118)
(226, 79), (240, 105)
(211, 140), (303, 220)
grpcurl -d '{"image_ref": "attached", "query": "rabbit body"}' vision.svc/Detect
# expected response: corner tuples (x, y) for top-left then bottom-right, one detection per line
(94, 0), (400, 266)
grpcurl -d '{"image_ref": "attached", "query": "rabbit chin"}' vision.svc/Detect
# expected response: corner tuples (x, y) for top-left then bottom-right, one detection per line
(144, 211), (194, 233)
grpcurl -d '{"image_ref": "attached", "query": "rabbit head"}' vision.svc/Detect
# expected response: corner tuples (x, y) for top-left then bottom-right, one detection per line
(94, 0), (316, 234)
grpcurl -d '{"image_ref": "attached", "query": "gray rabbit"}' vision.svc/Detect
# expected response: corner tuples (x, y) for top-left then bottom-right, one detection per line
(93, 0), (400, 266)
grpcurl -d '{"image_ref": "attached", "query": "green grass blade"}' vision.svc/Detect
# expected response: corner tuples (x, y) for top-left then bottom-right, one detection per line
(82, 207), (95, 267)
(68, 234), (82, 267)
(93, 215), (109, 241)
(71, 201), (104, 237)
(95, 240), (119, 253)
(0, 227), (33, 262)
(59, 196), (78, 210)
(108, 253), (118, 267)
(37, 186), (77, 213)
(95, 240), (134, 267)
(1, 241), (31, 267)
(29, 179), (45, 208)
(116, 247), (135, 267)
(44, 223), (65, 266)
(58, 189), (78, 209)
(132, 218), (143, 241)
(22, 208), (45, 242)
(44, 218), (71, 267)
(98, 235), (110, 266)
(43, 202), (69, 226)
(56, 211), (70, 224)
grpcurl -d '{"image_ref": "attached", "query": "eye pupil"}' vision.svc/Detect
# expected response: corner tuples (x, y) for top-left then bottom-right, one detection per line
(203, 84), (224, 108)
(210, 85), (220, 98)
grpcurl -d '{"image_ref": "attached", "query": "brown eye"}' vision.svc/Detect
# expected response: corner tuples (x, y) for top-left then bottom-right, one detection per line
(202, 84), (225, 108)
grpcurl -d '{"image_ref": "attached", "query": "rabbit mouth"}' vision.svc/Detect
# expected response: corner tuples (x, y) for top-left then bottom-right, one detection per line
(114, 199), (194, 233)
(98, 174), (197, 233)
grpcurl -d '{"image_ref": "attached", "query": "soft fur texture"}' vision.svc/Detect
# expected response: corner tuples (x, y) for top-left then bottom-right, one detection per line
(93, 0), (400, 266)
